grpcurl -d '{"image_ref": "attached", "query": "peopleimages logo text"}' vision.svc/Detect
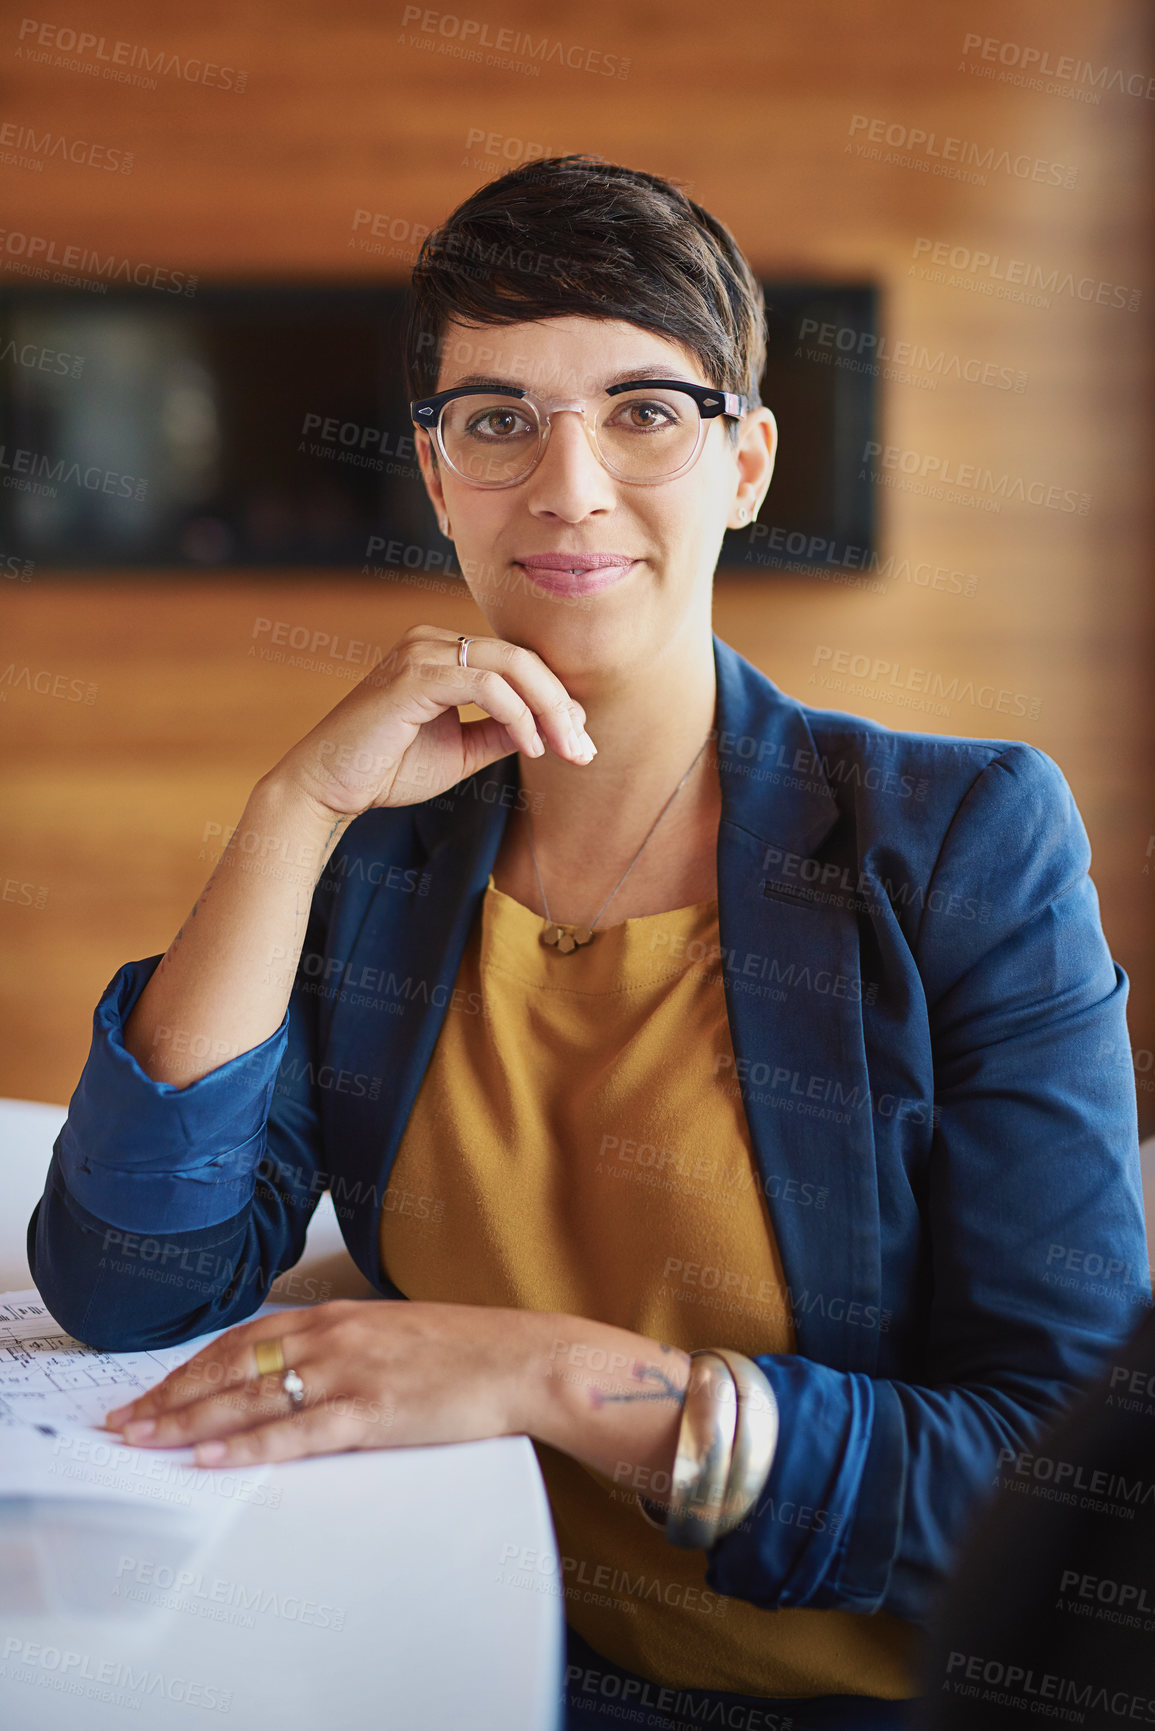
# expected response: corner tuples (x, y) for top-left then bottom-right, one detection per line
(961, 34), (1155, 100)
(16, 19), (248, 91)
(911, 237), (1141, 310)
(0, 227), (196, 293)
(862, 441), (1090, 513)
(812, 645), (1041, 718)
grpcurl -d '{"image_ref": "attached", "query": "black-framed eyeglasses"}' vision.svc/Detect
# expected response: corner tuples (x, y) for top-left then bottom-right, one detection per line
(409, 379), (748, 488)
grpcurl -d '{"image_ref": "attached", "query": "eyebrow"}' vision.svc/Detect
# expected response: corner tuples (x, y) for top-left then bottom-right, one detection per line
(441, 364), (698, 393)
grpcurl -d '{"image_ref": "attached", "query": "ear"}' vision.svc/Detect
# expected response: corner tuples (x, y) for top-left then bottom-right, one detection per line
(415, 428), (449, 527)
(734, 406), (777, 521)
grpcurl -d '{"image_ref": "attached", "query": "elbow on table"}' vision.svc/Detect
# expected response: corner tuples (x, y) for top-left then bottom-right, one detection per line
(26, 1181), (262, 1353)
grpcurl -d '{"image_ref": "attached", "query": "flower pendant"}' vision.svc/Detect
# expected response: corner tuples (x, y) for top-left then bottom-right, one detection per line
(541, 923), (594, 953)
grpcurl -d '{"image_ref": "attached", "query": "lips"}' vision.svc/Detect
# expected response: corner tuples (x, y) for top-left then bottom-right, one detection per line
(514, 555), (639, 597)
(516, 554), (637, 573)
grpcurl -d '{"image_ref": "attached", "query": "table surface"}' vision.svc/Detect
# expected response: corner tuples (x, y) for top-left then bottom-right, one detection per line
(1, 1098), (565, 1731)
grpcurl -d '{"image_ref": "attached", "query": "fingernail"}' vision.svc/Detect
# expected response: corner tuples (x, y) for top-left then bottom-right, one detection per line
(577, 730), (597, 759)
(123, 1419), (155, 1441)
(105, 1405), (132, 1424)
(195, 1441), (227, 1465)
(527, 730), (545, 757)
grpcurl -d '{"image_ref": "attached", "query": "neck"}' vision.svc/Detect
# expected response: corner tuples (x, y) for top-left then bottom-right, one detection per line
(515, 626), (719, 847)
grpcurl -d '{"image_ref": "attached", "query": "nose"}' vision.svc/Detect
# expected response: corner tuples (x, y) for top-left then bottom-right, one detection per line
(522, 407), (616, 521)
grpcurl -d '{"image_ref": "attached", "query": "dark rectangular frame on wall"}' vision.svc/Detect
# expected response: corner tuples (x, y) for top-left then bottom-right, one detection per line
(0, 281), (877, 578)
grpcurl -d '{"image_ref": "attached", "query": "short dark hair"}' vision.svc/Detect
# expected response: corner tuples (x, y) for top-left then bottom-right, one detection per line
(403, 154), (766, 444)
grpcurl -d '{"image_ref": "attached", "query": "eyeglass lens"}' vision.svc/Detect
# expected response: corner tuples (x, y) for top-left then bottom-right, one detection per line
(437, 388), (704, 485)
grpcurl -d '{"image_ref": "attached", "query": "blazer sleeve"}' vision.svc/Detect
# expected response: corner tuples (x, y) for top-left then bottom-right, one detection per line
(703, 743), (1151, 1625)
(26, 876), (336, 1352)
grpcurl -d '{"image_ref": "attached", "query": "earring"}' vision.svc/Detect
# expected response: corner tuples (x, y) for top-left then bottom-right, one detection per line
(737, 507), (748, 523)
(441, 518), (452, 537)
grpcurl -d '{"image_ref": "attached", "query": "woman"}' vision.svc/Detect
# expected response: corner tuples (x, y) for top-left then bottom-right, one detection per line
(28, 156), (1148, 1730)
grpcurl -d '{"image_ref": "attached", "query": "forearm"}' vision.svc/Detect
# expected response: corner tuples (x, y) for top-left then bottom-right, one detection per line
(123, 773), (349, 1088)
(512, 1310), (692, 1499)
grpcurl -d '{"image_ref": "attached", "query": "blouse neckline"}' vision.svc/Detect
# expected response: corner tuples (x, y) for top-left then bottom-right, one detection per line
(481, 873), (720, 993)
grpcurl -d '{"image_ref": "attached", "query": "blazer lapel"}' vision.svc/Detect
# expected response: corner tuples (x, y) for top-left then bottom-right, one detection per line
(713, 636), (882, 1373)
(323, 765), (512, 1296)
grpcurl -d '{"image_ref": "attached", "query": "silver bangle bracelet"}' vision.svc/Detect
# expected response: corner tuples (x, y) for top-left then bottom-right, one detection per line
(636, 1351), (734, 1540)
(709, 1347), (779, 1537)
(665, 1352), (738, 1548)
(636, 1349), (779, 1549)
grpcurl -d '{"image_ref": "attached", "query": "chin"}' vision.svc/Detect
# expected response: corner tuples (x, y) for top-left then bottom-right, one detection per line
(520, 614), (657, 687)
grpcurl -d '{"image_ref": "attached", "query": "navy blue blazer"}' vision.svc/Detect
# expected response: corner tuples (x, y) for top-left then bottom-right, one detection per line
(28, 632), (1151, 1630)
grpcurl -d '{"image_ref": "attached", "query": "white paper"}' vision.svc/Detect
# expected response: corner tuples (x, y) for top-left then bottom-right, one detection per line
(0, 1289), (297, 1516)
(0, 1289), (305, 1621)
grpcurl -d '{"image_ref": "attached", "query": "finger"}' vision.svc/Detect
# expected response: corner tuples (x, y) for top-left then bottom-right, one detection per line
(191, 1401), (363, 1470)
(462, 638), (594, 760)
(121, 1367), (324, 1450)
(106, 1306), (339, 1427)
(105, 1355), (249, 1429)
(406, 635), (594, 762)
(457, 714), (534, 780)
(391, 656), (542, 764)
(407, 659), (560, 762)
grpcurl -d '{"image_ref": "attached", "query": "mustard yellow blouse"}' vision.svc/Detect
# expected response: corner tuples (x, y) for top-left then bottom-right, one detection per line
(379, 875), (917, 1698)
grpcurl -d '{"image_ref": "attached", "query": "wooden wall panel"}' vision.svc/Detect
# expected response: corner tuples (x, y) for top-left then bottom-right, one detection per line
(1, 0), (1152, 1132)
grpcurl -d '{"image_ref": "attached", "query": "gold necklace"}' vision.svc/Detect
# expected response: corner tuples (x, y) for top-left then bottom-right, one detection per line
(525, 736), (711, 952)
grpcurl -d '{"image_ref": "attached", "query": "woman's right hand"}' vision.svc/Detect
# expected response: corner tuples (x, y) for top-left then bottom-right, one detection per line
(267, 624), (597, 822)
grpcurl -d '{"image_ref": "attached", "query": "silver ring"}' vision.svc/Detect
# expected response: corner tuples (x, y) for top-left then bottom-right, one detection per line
(457, 635), (474, 669)
(281, 1368), (306, 1410)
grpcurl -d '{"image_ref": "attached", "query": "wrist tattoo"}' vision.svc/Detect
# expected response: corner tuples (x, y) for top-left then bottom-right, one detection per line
(589, 1358), (687, 1410)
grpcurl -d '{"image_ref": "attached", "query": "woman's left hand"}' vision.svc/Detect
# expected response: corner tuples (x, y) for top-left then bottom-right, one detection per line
(103, 1299), (539, 1468)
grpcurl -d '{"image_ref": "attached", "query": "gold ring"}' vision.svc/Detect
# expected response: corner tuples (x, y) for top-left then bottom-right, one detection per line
(253, 1338), (285, 1377)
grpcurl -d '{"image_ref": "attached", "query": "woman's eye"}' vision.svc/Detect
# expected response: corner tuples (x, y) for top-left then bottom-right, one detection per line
(617, 401), (677, 431)
(468, 410), (530, 439)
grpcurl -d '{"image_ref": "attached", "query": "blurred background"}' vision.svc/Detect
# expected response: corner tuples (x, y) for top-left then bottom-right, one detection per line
(0, 0), (1152, 1132)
